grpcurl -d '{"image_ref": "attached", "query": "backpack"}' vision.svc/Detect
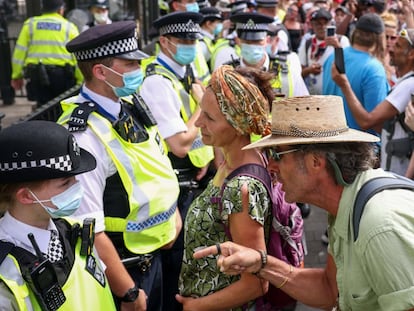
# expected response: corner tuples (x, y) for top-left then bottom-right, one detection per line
(212, 163), (305, 310)
(353, 174), (414, 241)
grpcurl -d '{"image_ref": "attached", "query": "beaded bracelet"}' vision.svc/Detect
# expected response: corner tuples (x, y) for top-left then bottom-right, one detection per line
(252, 250), (267, 276)
(276, 264), (293, 289)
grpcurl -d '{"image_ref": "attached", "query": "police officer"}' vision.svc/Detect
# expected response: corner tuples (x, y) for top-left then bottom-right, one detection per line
(228, 12), (309, 97)
(11, 0), (82, 107)
(82, 0), (112, 32)
(0, 121), (116, 311)
(140, 11), (215, 311)
(199, 7), (223, 69)
(167, 0), (211, 84)
(58, 21), (181, 311)
(266, 23), (309, 97)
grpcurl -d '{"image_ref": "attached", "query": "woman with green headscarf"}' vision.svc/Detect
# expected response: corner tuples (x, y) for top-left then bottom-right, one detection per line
(176, 65), (275, 310)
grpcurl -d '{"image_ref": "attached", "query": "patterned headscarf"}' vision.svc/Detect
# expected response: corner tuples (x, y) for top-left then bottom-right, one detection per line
(209, 65), (271, 136)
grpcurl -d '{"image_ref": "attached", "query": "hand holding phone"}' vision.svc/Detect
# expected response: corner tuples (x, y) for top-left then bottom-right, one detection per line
(326, 25), (336, 37)
(334, 47), (345, 74)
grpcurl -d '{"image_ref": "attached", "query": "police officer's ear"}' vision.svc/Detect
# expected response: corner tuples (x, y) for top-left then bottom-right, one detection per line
(267, 35), (279, 48)
(159, 35), (170, 51)
(15, 186), (40, 206)
(92, 64), (108, 81)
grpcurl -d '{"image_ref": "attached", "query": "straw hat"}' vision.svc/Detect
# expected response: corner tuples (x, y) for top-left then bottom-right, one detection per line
(244, 95), (379, 149)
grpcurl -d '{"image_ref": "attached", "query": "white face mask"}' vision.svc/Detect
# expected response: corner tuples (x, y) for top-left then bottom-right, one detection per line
(94, 11), (108, 24)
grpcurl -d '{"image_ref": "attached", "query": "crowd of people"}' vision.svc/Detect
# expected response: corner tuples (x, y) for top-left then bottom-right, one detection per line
(2, 0), (414, 310)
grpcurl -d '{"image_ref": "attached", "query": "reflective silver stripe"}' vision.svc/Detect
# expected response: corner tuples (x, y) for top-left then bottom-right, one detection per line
(29, 40), (68, 46)
(89, 114), (151, 222)
(0, 256), (33, 310)
(28, 18), (34, 46)
(197, 72), (210, 83)
(26, 53), (73, 60)
(65, 21), (71, 43)
(12, 59), (24, 65)
(14, 44), (27, 51)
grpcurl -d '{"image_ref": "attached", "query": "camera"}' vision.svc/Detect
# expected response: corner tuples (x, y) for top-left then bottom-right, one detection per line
(326, 25), (336, 37)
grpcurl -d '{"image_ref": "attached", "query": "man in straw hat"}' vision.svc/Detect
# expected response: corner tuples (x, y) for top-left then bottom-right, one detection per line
(192, 95), (414, 310)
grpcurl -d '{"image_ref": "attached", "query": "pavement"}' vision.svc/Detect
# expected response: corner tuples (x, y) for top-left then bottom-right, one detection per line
(0, 96), (329, 311)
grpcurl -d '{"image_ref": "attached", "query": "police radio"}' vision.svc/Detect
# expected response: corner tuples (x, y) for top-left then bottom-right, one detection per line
(27, 233), (66, 311)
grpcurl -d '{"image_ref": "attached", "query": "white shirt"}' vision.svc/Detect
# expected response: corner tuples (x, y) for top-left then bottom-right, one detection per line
(0, 211), (57, 256)
(0, 212), (58, 310)
(298, 34), (350, 94)
(66, 85), (119, 232)
(212, 45), (238, 70)
(140, 52), (189, 139)
(380, 71), (414, 175)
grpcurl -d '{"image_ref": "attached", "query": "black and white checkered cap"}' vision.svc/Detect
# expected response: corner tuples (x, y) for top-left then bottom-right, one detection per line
(231, 12), (274, 40)
(73, 36), (139, 61)
(0, 121), (96, 183)
(0, 154), (73, 172)
(67, 21), (148, 61)
(154, 12), (203, 40)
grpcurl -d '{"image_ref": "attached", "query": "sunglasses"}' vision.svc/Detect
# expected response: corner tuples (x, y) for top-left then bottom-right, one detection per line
(263, 148), (300, 161)
(386, 35), (397, 41)
(400, 29), (414, 47)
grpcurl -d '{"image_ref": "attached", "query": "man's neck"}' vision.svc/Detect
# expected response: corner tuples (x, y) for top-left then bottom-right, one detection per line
(396, 65), (414, 78)
(351, 43), (372, 53)
(85, 81), (118, 102)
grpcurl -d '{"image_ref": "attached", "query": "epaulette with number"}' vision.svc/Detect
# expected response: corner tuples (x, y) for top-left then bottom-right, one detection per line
(68, 102), (97, 133)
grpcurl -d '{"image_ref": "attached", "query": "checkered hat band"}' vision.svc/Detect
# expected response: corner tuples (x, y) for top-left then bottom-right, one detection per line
(159, 22), (201, 36)
(74, 37), (138, 60)
(236, 22), (269, 31)
(0, 155), (73, 172)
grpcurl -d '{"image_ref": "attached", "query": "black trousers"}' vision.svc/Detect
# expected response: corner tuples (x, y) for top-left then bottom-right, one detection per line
(113, 251), (163, 311)
(25, 64), (76, 107)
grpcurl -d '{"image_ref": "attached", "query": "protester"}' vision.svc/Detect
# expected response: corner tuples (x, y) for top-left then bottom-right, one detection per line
(323, 13), (389, 138)
(329, 28), (414, 176)
(176, 65), (274, 310)
(0, 121), (116, 310)
(194, 95), (414, 310)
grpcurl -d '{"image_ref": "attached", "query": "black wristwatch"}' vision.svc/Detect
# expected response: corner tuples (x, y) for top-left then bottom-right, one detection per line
(120, 285), (139, 302)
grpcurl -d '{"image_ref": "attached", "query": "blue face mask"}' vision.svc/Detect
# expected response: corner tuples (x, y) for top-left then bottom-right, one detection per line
(103, 65), (144, 97)
(213, 23), (223, 36)
(30, 182), (84, 218)
(241, 43), (265, 65)
(168, 41), (197, 65)
(186, 2), (199, 12)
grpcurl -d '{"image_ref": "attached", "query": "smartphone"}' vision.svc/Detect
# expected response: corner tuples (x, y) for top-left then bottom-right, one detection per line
(334, 47), (345, 74)
(326, 25), (336, 37)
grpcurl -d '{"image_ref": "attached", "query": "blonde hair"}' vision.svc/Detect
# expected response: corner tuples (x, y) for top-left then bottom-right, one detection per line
(381, 11), (398, 29)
